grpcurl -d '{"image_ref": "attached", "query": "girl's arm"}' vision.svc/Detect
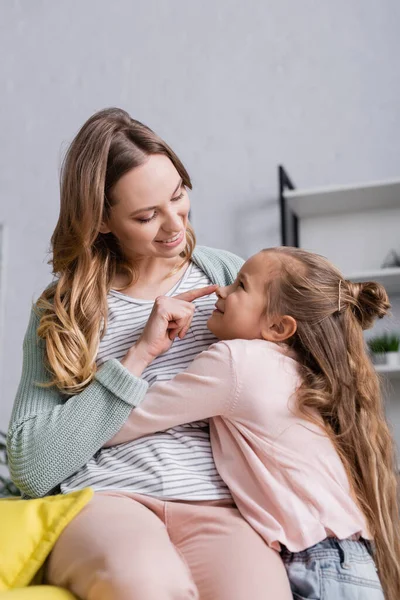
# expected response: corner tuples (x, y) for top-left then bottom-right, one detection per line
(104, 341), (236, 447)
(7, 307), (149, 498)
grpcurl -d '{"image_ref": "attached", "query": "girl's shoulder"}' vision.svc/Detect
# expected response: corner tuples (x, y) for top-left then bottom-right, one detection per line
(222, 339), (300, 378)
(192, 246), (244, 286)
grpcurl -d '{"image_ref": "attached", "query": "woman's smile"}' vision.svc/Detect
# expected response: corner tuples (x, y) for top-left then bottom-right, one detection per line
(155, 229), (185, 248)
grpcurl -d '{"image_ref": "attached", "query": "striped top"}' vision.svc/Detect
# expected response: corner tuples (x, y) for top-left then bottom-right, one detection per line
(60, 262), (232, 500)
(8, 246), (244, 499)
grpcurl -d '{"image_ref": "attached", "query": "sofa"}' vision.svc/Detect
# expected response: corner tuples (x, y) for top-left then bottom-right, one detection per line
(0, 489), (93, 599)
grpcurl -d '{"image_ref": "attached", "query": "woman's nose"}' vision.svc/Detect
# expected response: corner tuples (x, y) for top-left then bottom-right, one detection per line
(163, 209), (183, 233)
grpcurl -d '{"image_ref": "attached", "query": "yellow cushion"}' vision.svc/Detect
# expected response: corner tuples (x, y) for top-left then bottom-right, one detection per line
(0, 489), (93, 591)
(0, 586), (76, 599)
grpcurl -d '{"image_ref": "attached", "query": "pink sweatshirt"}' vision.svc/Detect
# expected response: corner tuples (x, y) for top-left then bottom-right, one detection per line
(106, 339), (370, 552)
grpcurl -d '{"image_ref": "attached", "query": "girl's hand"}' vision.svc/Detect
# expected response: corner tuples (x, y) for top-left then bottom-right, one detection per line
(121, 285), (218, 376)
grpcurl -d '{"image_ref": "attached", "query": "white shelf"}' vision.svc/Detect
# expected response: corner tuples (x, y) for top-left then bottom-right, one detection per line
(285, 178), (400, 218)
(344, 267), (400, 295)
(375, 365), (400, 379)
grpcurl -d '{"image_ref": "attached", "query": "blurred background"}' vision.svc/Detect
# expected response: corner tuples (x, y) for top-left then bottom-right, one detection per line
(1, 1), (400, 454)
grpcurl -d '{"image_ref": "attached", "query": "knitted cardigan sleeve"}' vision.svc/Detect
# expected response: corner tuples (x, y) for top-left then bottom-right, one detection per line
(7, 308), (148, 498)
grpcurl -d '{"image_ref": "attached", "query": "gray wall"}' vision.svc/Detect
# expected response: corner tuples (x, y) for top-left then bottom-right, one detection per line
(1, 0), (400, 429)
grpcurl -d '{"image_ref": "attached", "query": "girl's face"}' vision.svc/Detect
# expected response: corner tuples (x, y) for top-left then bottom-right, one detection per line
(208, 252), (271, 340)
(102, 154), (190, 261)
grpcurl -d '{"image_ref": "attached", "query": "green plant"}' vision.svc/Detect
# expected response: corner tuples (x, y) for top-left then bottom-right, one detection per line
(368, 333), (400, 354)
(0, 430), (20, 497)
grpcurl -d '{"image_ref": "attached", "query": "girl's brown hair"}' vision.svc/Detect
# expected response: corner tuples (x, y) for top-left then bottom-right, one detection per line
(37, 107), (195, 394)
(263, 247), (400, 600)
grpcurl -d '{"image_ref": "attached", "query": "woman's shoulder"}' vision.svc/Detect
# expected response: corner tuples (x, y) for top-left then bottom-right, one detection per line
(192, 246), (244, 286)
(25, 281), (58, 339)
(193, 245), (244, 265)
(34, 280), (57, 302)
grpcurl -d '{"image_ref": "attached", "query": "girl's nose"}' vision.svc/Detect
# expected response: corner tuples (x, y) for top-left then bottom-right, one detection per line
(216, 285), (228, 299)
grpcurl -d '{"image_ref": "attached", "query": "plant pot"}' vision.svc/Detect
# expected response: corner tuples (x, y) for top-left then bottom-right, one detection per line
(371, 352), (386, 365)
(385, 352), (400, 367)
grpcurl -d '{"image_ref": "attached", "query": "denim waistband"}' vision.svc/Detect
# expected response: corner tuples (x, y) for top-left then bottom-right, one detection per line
(281, 538), (374, 562)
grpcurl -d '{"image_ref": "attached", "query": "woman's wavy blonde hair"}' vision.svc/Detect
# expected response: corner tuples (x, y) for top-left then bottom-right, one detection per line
(262, 247), (400, 600)
(37, 107), (195, 394)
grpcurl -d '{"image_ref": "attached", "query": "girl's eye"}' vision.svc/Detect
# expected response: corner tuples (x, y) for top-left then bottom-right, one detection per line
(238, 281), (245, 289)
(137, 212), (157, 224)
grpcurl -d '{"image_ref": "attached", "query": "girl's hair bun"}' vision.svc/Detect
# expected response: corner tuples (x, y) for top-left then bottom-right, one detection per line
(346, 280), (390, 330)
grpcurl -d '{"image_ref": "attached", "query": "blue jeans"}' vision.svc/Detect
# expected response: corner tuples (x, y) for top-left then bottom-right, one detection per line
(281, 538), (384, 599)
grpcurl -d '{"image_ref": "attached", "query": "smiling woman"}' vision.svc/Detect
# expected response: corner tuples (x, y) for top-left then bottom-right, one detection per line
(6, 108), (289, 600)
(100, 155), (193, 299)
(101, 158), (189, 256)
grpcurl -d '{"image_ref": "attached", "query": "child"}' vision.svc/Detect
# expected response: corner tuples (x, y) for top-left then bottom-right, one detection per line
(104, 246), (400, 599)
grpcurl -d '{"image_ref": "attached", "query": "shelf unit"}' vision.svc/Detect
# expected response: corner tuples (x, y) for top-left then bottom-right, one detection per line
(345, 267), (400, 295)
(375, 365), (400, 380)
(284, 179), (400, 218)
(278, 165), (400, 247)
(279, 164), (400, 294)
(278, 165), (400, 388)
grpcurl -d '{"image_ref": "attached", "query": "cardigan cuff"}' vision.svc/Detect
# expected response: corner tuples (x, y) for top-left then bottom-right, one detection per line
(95, 359), (149, 407)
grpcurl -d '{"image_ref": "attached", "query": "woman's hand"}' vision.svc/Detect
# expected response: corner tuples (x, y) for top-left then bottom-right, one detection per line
(121, 285), (217, 376)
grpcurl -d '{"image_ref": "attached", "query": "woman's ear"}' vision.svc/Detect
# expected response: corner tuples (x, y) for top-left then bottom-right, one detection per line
(261, 315), (297, 343)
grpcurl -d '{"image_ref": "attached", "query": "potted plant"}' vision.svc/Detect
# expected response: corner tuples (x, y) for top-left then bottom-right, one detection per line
(368, 333), (400, 367)
(0, 430), (20, 497)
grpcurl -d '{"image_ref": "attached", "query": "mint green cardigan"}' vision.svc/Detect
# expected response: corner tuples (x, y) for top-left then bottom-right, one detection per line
(7, 246), (244, 498)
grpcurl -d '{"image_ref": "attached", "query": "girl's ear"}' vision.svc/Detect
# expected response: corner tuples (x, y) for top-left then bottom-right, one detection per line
(261, 315), (297, 343)
(99, 221), (111, 234)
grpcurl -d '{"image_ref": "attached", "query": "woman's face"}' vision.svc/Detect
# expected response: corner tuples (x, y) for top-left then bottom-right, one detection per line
(103, 154), (190, 261)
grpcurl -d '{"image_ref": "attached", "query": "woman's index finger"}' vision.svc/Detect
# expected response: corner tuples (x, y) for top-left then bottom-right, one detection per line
(173, 285), (218, 303)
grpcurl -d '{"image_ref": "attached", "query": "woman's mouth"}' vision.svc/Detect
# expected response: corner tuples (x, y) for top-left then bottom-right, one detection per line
(155, 230), (185, 248)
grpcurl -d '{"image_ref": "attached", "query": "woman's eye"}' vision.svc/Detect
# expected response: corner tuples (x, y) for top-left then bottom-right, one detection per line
(171, 192), (184, 202)
(137, 212), (157, 224)
(136, 190), (184, 222)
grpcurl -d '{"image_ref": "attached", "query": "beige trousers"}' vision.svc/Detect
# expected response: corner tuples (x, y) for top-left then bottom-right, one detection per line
(45, 491), (292, 600)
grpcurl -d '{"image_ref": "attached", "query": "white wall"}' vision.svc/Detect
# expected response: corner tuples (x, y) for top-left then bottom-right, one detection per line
(1, 0), (400, 430)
